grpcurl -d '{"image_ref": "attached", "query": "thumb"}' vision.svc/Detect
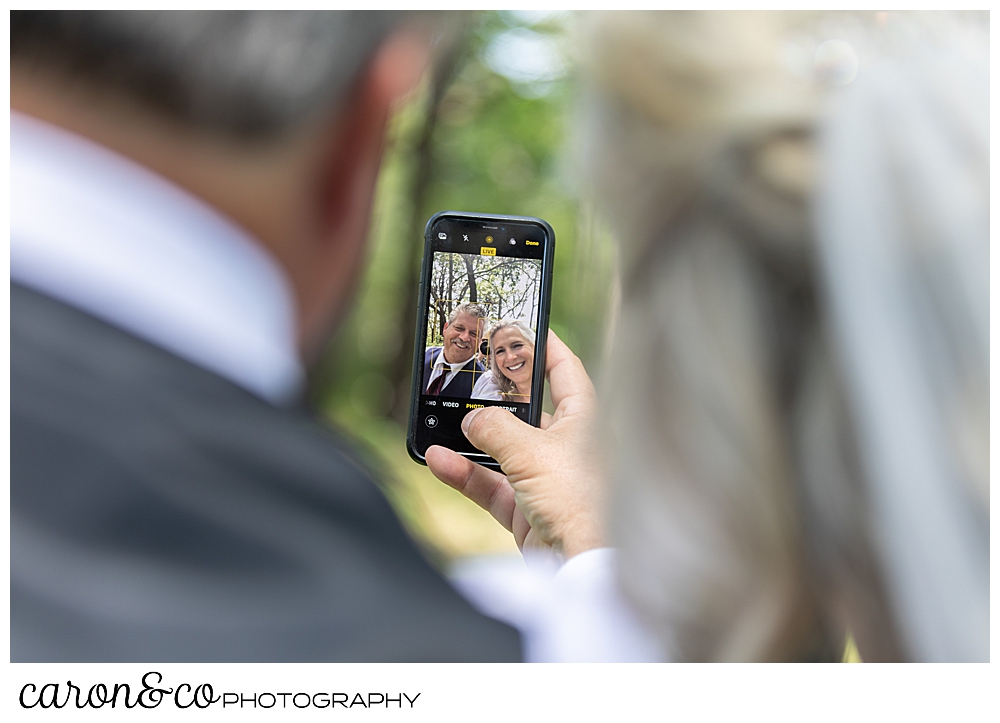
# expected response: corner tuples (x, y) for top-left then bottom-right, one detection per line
(461, 407), (537, 465)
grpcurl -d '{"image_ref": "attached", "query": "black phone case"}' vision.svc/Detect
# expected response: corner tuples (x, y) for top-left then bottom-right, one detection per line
(406, 211), (555, 470)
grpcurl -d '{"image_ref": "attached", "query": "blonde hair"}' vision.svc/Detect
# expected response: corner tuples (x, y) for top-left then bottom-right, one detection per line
(488, 320), (535, 402)
(580, 11), (988, 661)
(582, 11), (825, 663)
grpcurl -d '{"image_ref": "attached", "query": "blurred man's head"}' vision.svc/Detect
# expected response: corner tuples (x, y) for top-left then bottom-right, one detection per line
(441, 303), (486, 365)
(10, 10), (432, 360)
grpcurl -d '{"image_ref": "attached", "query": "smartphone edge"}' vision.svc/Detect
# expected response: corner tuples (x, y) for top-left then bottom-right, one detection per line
(405, 212), (449, 466)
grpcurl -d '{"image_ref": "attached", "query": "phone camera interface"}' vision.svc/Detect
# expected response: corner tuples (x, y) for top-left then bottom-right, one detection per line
(414, 218), (547, 458)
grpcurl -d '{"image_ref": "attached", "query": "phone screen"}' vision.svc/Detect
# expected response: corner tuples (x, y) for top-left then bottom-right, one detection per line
(408, 213), (553, 467)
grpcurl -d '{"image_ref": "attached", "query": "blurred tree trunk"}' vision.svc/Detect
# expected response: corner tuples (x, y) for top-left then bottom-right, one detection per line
(389, 21), (471, 422)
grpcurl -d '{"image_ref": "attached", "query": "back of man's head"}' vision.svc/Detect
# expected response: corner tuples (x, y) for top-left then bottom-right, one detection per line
(11, 10), (435, 351)
(11, 10), (405, 139)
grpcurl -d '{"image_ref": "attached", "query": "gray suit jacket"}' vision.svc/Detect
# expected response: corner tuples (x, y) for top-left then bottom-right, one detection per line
(11, 283), (521, 662)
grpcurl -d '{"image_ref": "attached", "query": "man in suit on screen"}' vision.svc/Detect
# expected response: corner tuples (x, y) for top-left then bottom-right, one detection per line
(422, 303), (487, 398)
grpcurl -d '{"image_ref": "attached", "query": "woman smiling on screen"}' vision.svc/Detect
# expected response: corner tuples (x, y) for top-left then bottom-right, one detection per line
(471, 319), (535, 403)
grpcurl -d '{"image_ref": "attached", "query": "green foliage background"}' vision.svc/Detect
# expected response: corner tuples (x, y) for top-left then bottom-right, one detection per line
(310, 11), (618, 561)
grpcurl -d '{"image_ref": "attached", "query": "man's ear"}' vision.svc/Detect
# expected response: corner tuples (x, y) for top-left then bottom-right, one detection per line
(297, 30), (431, 357)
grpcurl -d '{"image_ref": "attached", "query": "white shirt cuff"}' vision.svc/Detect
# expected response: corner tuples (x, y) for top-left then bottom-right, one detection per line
(450, 548), (667, 662)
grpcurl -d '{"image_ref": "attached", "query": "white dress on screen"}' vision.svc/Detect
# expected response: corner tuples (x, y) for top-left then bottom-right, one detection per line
(471, 371), (503, 401)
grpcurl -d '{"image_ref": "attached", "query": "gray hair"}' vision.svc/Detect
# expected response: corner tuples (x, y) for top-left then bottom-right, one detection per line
(10, 10), (410, 139)
(580, 11), (988, 661)
(447, 303), (487, 325)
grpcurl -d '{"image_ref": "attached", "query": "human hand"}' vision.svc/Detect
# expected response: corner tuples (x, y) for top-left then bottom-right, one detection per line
(425, 330), (605, 559)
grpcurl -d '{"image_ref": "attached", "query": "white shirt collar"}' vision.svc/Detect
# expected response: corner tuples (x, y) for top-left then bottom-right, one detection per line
(10, 111), (305, 405)
(433, 347), (474, 375)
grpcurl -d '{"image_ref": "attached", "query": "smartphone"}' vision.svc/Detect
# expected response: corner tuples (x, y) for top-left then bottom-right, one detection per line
(407, 211), (555, 470)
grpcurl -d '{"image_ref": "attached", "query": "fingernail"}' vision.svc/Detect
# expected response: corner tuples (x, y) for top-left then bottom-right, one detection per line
(461, 408), (481, 436)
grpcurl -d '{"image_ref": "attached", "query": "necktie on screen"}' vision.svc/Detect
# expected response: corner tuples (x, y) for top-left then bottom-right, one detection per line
(426, 371), (447, 396)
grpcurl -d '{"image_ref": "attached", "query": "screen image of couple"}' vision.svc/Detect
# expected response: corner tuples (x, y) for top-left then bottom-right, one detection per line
(422, 251), (542, 404)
